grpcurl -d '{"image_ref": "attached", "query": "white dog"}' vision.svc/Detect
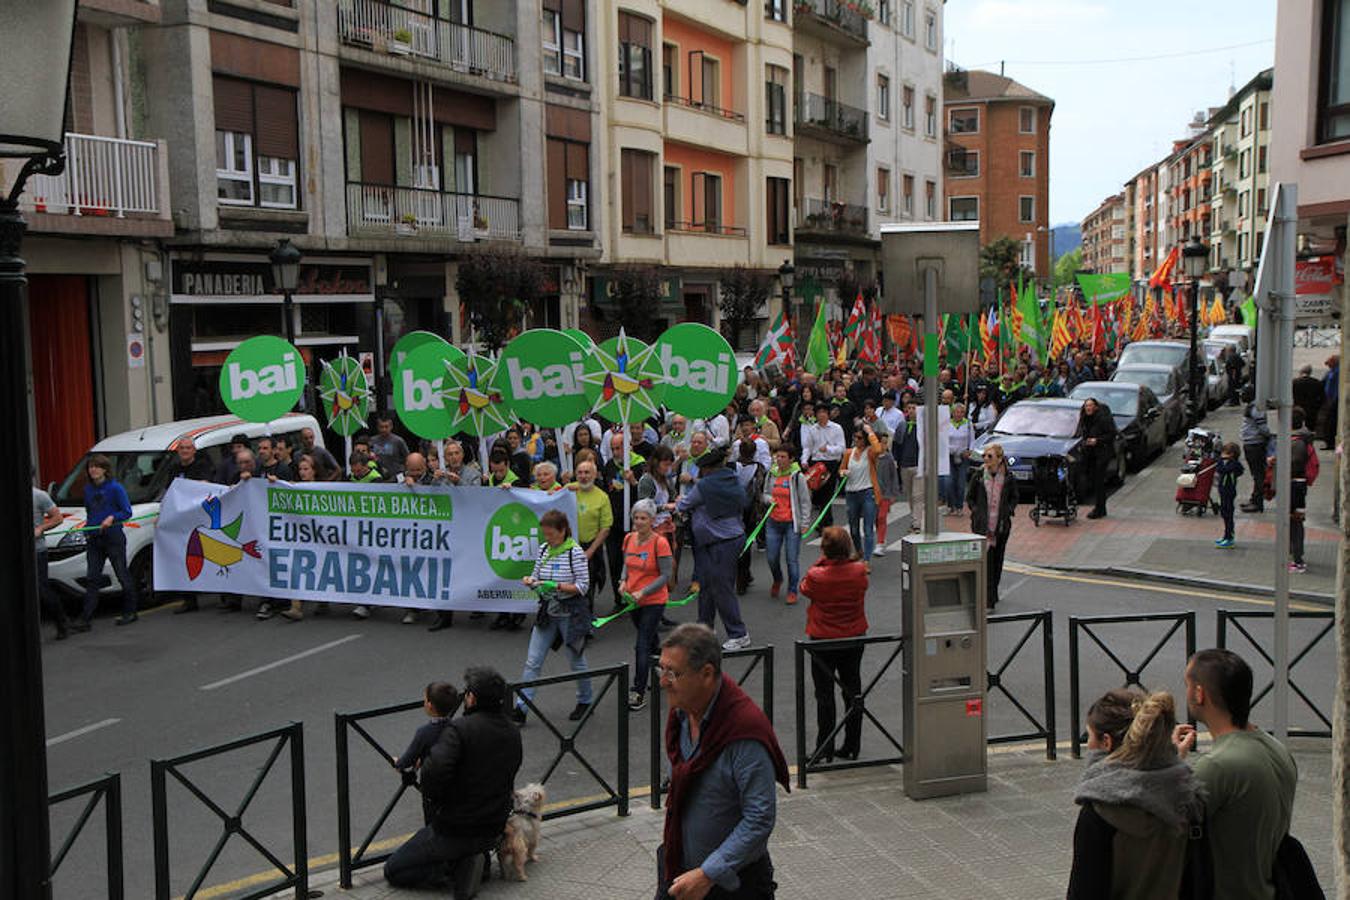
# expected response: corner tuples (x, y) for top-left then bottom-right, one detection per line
(497, 782), (546, 881)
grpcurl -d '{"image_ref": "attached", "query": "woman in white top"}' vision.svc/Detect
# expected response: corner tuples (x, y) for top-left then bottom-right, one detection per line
(944, 401), (974, 514)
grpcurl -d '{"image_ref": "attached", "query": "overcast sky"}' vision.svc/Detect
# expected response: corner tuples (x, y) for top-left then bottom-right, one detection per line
(942, 0), (1277, 225)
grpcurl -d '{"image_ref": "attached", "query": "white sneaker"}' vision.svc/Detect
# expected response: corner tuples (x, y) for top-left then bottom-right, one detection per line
(352, 605), (370, 620)
(873, 546), (886, 557)
(401, 610), (417, 625)
(722, 635), (752, 651)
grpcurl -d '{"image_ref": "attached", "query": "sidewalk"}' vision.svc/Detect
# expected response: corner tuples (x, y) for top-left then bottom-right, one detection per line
(327, 741), (1335, 899)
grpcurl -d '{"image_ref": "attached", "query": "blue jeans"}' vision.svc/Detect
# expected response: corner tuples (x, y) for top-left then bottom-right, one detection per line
(694, 537), (746, 639)
(631, 603), (664, 696)
(945, 458), (970, 511)
(763, 518), (801, 594)
(83, 527), (137, 621)
(845, 489), (877, 560)
(516, 614), (592, 707)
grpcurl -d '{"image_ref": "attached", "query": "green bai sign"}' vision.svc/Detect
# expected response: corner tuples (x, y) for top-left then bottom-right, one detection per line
(388, 330), (448, 380)
(581, 330), (667, 423)
(393, 341), (466, 439)
(651, 323), (736, 419)
(493, 329), (592, 427)
(219, 335), (306, 422)
(484, 501), (543, 579)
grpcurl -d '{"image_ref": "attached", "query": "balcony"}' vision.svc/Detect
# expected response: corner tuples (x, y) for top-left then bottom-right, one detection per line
(337, 0), (516, 84)
(345, 182), (520, 243)
(8, 132), (171, 238)
(795, 93), (869, 144)
(795, 198), (869, 239)
(793, 0), (870, 46)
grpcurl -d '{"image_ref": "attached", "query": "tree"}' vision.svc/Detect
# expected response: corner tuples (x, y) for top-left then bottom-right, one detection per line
(718, 266), (771, 350)
(1053, 248), (1084, 292)
(980, 236), (1034, 288)
(834, 268), (878, 306)
(608, 265), (664, 343)
(454, 249), (544, 352)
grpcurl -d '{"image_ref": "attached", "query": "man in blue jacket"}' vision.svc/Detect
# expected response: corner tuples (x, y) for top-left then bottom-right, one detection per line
(677, 447), (750, 651)
(79, 454), (138, 628)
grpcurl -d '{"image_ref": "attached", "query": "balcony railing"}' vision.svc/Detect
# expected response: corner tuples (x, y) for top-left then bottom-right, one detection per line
(795, 92), (869, 142)
(664, 93), (746, 123)
(345, 182), (520, 242)
(794, 0), (869, 42)
(796, 198), (868, 237)
(19, 132), (162, 219)
(667, 220), (748, 236)
(337, 0), (516, 83)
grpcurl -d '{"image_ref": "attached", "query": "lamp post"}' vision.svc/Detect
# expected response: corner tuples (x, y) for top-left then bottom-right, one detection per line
(777, 258), (795, 359)
(0, 2), (80, 896)
(1181, 236), (1209, 423)
(270, 238), (302, 346)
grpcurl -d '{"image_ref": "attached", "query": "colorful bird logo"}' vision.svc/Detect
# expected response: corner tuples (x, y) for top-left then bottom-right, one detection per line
(186, 496), (260, 579)
(318, 353), (370, 437)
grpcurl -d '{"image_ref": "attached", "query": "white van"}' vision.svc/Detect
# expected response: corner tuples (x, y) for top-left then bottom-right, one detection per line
(1209, 323), (1252, 359)
(44, 412), (323, 605)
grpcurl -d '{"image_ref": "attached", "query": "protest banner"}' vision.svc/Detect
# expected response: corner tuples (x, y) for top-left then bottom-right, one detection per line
(153, 478), (578, 612)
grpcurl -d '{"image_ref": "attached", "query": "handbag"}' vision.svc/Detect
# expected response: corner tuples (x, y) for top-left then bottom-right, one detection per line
(1179, 808), (1214, 900)
(1274, 833), (1325, 900)
(805, 461), (829, 491)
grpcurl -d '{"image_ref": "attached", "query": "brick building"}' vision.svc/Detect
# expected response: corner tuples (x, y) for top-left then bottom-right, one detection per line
(942, 67), (1053, 275)
(1080, 193), (1127, 273)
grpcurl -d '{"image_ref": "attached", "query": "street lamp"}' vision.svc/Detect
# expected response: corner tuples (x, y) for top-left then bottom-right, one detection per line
(270, 237), (302, 345)
(0, 2), (80, 896)
(777, 258), (796, 361)
(1181, 236), (1209, 422)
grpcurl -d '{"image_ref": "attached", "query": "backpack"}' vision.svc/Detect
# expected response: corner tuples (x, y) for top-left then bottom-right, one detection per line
(1301, 436), (1320, 486)
(1274, 833), (1325, 900)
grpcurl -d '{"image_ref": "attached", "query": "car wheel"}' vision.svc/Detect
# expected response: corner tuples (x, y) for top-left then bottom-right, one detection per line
(130, 549), (155, 611)
(1113, 449), (1126, 486)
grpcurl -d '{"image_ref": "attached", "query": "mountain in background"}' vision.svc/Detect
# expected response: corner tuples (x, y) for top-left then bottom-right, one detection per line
(1050, 223), (1081, 263)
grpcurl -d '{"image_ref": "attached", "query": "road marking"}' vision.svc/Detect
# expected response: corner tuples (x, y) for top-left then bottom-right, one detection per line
(1001, 563), (1323, 611)
(198, 635), (364, 691)
(46, 718), (120, 747)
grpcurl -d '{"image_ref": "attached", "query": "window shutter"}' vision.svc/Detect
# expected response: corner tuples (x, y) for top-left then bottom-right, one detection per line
(565, 142), (588, 182)
(547, 138), (567, 229)
(213, 76), (254, 133)
(561, 0), (585, 31)
(621, 150), (635, 231)
(359, 111), (394, 185)
(254, 86), (298, 159)
(635, 153), (652, 230)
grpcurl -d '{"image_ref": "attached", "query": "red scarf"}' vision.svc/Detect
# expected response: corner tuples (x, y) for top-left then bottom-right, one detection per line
(662, 675), (790, 880)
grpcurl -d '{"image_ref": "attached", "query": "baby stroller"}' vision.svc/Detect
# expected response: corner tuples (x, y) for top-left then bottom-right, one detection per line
(1029, 454), (1076, 526)
(1176, 427), (1221, 516)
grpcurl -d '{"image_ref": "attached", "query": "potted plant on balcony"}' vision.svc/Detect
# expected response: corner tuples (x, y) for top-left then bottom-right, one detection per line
(396, 213), (418, 235)
(391, 28), (414, 55)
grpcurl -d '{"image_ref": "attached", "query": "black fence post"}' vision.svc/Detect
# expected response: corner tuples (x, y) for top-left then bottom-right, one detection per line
(336, 712), (352, 889)
(150, 759), (169, 900)
(618, 666), (629, 817)
(1184, 610), (1197, 662)
(1216, 609), (1228, 649)
(650, 666), (662, 810)
(289, 723), (308, 898)
(1069, 617), (1082, 759)
(1042, 611), (1057, 761)
(762, 646), (775, 726)
(794, 642), (808, 789)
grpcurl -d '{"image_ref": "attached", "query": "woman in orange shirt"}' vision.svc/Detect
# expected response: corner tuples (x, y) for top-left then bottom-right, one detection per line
(621, 498), (673, 712)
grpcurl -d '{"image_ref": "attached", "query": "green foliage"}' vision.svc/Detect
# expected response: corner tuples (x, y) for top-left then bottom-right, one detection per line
(609, 265), (665, 343)
(979, 236), (1034, 287)
(454, 250), (544, 352)
(1053, 248), (1084, 291)
(718, 266), (771, 350)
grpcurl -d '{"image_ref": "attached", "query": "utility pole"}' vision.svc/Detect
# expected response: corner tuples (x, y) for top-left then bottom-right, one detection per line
(1333, 242), (1349, 896)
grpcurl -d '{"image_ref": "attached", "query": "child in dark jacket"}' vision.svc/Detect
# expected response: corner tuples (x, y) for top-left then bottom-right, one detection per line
(1215, 442), (1244, 549)
(393, 682), (459, 771)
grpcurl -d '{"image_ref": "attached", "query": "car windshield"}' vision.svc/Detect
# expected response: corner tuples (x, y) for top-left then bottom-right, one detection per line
(992, 405), (1081, 438)
(1202, 342), (1226, 360)
(1071, 387), (1138, 417)
(1115, 369), (1170, 396)
(54, 451), (177, 506)
(1120, 345), (1187, 367)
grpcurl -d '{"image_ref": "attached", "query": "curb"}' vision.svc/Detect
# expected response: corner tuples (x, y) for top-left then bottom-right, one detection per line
(1032, 562), (1336, 606)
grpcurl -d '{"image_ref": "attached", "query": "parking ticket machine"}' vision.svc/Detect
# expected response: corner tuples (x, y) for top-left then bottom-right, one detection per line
(901, 532), (988, 800)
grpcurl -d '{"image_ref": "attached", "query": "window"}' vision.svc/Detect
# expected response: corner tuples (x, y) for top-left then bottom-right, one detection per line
(924, 9), (937, 49)
(1321, 0), (1350, 141)
(543, 2), (585, 81)
(1019, 195), (1035, 223)
(694, 54), (721, 109)
(877, 168), (890, 212)
(691, 171), (722, 230)
(877, 74), (890, 122)
(947, 147), (978, 177)
(1259, 102), (1269, 130)
(542, 10), (561, 75)
(949, 196), (978, 221)
(901, 0), (914, 37)
(618, 13), (653, 100)
(766, 65), (788, 135)
(767, 176), (790, 244)
(878, 0), (891, 25)
(1257, 187), (1267, 215)
(213, 77), (298, 210)
(765, 0), (786, 21)
(621, 149), (655, 233)
(663, 44), (678, 98)
(1258, 145), (1267, 173)
(1019, 106), (1036, 133)
(567, 179), (588, 229)
(1238, 190), (1249, 217)
(1019, 150), (1035, 178)
(1238, 232), (1247, 260)
(563, 28), (585, 80)
(546, 136), (589, 230)
(925, 180), (935, 219)
(901, 85), (914, 129)
(1239, 149), (1250, 178)
(823, 163), (837, 202)
(948, 108), (979, 134)
(664, 166), (679, 230)
(1240, 108), (1251, 137)
(1255, 231), (1265, 257)
(902, 173), (914, 216)
(924, 94), (936, 136)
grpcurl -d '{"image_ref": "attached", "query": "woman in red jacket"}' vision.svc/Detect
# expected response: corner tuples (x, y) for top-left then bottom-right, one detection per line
(798, 526), (869, 762)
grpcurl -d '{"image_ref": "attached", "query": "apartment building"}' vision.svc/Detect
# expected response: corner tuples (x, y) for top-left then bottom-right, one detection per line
(866, 0), (944, 239)
(0, 0), (172, 485)
(942, 68), (1054, 276)
(1122, 162), (1162, 283)
(588, 0), (792, 347)
(1080, 193), (1127, 274)
(1207, 69), (1273, 285)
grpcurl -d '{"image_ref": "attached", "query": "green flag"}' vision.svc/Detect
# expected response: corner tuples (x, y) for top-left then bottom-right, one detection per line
(805, 299), (831, 375)
(1075, 272), (1132, 306)
(944, 313), (969, 357)
(1015, 278), (1044, 362)
(1240, 295), (1257, 327)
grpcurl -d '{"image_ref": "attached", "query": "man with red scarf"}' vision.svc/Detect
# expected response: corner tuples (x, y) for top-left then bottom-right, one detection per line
(657, 624), (789, 899)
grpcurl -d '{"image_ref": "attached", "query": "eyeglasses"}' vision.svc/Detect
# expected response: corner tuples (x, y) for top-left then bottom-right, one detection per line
(654, 665), (687, 682)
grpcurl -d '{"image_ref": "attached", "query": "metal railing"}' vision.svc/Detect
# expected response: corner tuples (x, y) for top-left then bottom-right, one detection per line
(150, 723), (307, 900)
(48, 773), (124, 899)
(346, 181), (521, 241)
(795, 91), (869, 141)
(667, 219), (749, 237)
(987, 611), (1057, 760)
(1217, 609), (1335, 738)
(664, 92), (746, 123)
(794, 0), (870, 41)
(796, 197), (869, 237)
(1069, 612), (1196, 758)
(337, 0), (517, 82)
(649, 645), (775, 809)
(21, 132), (161, 218)
(513, 663), (629, 820)
(794, 634), (905, 789)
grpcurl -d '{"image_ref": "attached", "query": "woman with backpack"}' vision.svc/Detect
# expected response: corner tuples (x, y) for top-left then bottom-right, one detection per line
(733, 439), (766, 595)
(837, 422), (884, 567)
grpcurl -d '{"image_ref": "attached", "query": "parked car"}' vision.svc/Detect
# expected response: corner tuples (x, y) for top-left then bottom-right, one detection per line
(971, 398), (1126, 496)
(45, 413), (323, 608)
(1067, 381), (1167, 471)
(1209, 323), (1253, 361)
(1201, 338), (1240, 408)
(1118, 339), (1203, 421)
(1111, 363), (1187, 442)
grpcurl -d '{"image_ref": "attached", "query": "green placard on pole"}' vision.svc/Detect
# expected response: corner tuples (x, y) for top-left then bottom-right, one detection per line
(650, 322), (736, 418)
(394, 341), (463, 439)
(494, 329), (592, 427)
(388, 330), (450, 379)
(924, 333), (940, 378)
(219, 335), (306, 422)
